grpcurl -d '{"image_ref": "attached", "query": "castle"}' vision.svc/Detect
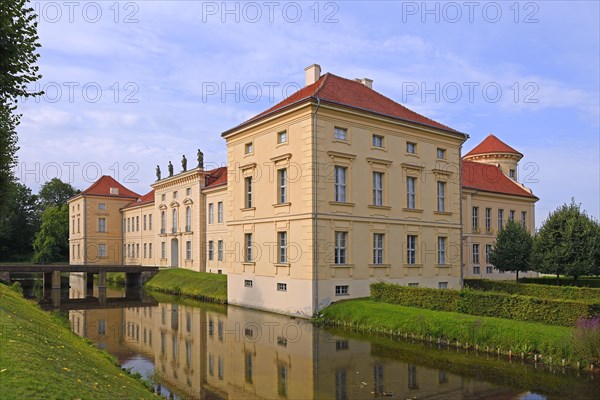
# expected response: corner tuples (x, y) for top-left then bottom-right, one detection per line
(68, 65), (538, 317)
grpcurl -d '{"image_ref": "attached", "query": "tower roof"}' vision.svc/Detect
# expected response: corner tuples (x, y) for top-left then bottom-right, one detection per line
(78, 175), (140, 199)
(462, 160), (537, 199)
(464, 134), (523, 158)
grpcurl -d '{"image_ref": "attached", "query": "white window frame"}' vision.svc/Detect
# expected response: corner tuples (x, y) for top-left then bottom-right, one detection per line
(438, 237), (446, 265)
(372, 134), (384, 148)
(277, 130), (287, 144)
(335, 285), (349, 296)
(98, 217), (106, 233)
(172, 209), (178, 233)
(498, 209), (504, 230)
(217, 202), (223, 223)
(485, 208), (491, 231)
(437, 148), (446, 159)
(278, 232), (287, 264)
(334, 127), (347, 140)
(98, 244), (106, 257)
(245, 233), (253, 262)
(217, 240), (223, 261)
(277, 282), (287, 292)
(407, 235), (417, 264)
(208, 203), (214, 224)
(373, 233), (384, 264)
(186, 241), (192, 260)
(245, 177), (253, 208)
(186, 206), (192, 232)
(472, 207), (479, 229)
(437, 181), (445, 212)
(406, 142), (416, 154)
(406, 177), (416, 209)
(278, 168), (287, 204)
(373, 172), (383, 206)
(208, 241), (214, 261)
(334, 231), (347, 264)
(334, 166), (347, 202)
(473, 243), (480, 265)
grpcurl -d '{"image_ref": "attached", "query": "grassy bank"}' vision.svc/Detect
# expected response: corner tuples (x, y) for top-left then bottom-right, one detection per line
(318, 299), (576, 361)
(144, 269), (227, 303)
(0, 283), (157, 399)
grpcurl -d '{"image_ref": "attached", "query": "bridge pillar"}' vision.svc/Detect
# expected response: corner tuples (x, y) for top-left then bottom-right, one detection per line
(87, 273), (94, 293)
(51, 288), (61, 307)
(125, 272), (142, 287)
(43, 272), (53, 288)
(52, 271), (61, 290)
(98, 270), (107, 289)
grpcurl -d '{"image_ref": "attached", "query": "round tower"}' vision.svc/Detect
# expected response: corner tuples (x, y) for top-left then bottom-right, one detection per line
(463, 134), (523, 181)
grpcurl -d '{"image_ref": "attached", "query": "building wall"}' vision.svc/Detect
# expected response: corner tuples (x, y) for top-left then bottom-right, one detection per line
(122, 203), (155, 266)
(205, 186), (229, 275)
(462, 189), (537, 279)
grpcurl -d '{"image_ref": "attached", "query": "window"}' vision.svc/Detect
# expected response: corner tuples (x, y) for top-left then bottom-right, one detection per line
(437, 148), (446, 159)
(438, 282), (448, 289)
(473, 266), (481, 274)
(161, 211), (166, 234)
(509, 210), (515, 221)
(278, 169), (287, 204)
(245, 177), (253, 208)
(486, 244), (492, 264)
(208, 203), (214, 224)
(172, 209), (178, 233)
(485, 208), (491, 232)
(245, 352), (254, 384)
(173, 191), (178, 199)
(509, 169), (516, 179)
(136, 216), (139, 231)
(486, 266), (493, 274)
(217, 240), (223, 261)
(186, 241), (192, 260)
(98, 244), (106, 257)
(149, 214), (152, 230)
(98, 203), (106, 210)
(98, 218), (106, 232)
(217, 202), (223, 223)
(334, 232), (347, 264)
(127, 218), (130, 232)
(136, 243), (139, 258)
(127, 244), (131, 258)
(277, 130), (287, 144)
(161, 194), (166, 202)
(208, 241), (214, 261)
(498, 209), (504, 230)
(334, 127), (347, 140)
(437, 181), (446, 212)
(149, 243), (152, 258)
(245, 142), (253, 154)
(406, 142), (416, 154)
(186, 187), (191, 196)
(334, 166), (347, 202)
(372, 134), (384, 148)
(406, 176), (416, 209)
(472, 207), (479, 230)
(408, 283), (419, 287)
(277, 282), (287, 292)
(161, 242), (166, 259)
(373, 233), (384, 264)
(335, 285), (349, 296)
(521, 211), (527, 228)
(372, 172), (383, 206)
(438, 237), (446, 265)
(473, 243), (480, 264)
(245, 233), (253, 262)
(278, 232), (287, 263)
(407, 235), (417, 264)
(244, 280), (253, 288)
(186, 206), (192, 231)
(218, 357), (224, 381)
(143, 215), (147, 230)
(143, 243), (147, 258)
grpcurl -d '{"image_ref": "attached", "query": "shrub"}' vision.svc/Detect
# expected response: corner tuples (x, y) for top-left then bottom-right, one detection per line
(10, 281), (23, 294)
(520, 277), (600, 288)
(464, 279), (600, 301)
(371, 282), (600, 326)
(572, 316), (600, 364)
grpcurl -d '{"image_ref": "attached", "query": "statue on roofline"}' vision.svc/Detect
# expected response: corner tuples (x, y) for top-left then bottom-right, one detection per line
(197, 149), (204, 169)
(155, 165), (161, 181)
(182, 155), (187, 172)
(168, 161), (174, 177)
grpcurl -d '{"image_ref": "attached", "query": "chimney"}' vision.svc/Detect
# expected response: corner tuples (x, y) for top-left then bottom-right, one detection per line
(355, 78), (373, 89)
(305, 64), (321, 86)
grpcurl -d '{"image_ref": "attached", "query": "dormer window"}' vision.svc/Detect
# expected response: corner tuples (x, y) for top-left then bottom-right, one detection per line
(509, 169), (516, 179)
(109, 187), (119, 195)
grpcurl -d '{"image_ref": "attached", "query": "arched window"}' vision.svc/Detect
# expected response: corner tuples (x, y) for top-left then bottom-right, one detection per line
(161, 211), (166, 234)
(186, 207), (192, 232)
(172, 209), (178, 233)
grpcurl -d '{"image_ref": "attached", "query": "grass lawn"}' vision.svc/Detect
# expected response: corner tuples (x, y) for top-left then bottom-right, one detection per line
(318, 298), (575, 360)
(144, 269), (227, 303)
(0, 284), (157, 400)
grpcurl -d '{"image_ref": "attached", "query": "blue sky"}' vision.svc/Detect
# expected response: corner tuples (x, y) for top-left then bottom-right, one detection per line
(15, 0), (599, 225)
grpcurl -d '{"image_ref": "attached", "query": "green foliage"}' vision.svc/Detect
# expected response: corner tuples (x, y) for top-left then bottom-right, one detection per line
(37, 178), (79, 211)
(0, 283), (157, 399)
(521, 276), (600, 288)
(145, 269), (227, 303)
(489, 220), (533, 280)
(0, 180), (39, 260)
(572, 316), (600, 365)
(532, 200), (600, 279)
(464, 279), (600, 301)
(370, 282), (600, 326)
(9, 281), (23, 294)
(319, 298), (574, 359)
(32, 204), (69, 263)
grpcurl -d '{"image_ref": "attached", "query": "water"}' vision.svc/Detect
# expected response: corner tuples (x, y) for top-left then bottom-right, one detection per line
(18, 274), (600, 399)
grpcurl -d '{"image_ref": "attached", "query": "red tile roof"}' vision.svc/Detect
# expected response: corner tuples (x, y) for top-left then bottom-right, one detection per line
(80, 175), (139, 198)
(223, 73), (463, 136)
(123, 190), (155, 209)
(464, 134), (523, 158)
(205, 167), (227, 188)
(462, 160), (537, 199)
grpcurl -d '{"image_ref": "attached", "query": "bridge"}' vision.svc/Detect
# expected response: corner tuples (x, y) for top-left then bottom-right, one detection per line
(0, 264), (159, 308)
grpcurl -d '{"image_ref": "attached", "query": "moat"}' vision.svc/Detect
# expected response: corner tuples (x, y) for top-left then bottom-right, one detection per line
(18, 274), (600, 400)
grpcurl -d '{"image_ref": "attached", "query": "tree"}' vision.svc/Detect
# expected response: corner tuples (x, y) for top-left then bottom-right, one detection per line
(489, 220), (534, 281)
(532, 200), (600, 281)
(32, 204), (69, 263)
(37, 178), (79, 210)
(0, 180), (39, 260)
(0, 0), (43, 204)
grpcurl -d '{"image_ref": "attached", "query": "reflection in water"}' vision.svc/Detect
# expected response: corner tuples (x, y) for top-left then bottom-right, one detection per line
(21, 274), (598, 400)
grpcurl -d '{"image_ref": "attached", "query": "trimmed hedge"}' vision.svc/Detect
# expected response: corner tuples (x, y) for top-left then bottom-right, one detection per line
(370, 282), (600, 326)
(464, 279), (600, 301)
(520, 277), (600, 288)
